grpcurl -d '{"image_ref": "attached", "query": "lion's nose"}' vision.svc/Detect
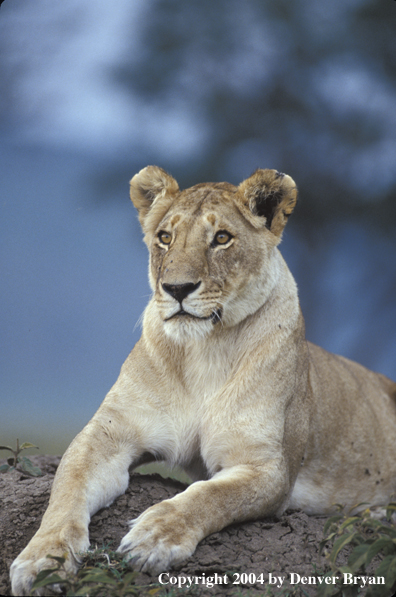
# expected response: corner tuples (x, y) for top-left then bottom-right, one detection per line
(162, 282), (201, 303)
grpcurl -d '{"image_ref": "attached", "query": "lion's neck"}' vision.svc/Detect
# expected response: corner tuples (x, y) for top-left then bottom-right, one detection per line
(141, 251), (300, 398)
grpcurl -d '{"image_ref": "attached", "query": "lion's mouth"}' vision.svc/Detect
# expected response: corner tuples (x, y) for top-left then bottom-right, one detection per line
(165, 308), (222, 325)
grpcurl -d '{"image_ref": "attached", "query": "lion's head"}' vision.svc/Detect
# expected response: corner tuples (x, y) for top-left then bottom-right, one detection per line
(130, 166), (297, 342)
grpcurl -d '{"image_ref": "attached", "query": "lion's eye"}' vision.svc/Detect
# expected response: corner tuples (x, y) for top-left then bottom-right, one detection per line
(158, 231), (172, 245)
(213, 230), (232, 246)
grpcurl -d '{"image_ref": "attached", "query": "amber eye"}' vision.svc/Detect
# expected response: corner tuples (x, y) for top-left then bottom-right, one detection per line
(158, 231), (172, 245)
(213, 230), (232, 246)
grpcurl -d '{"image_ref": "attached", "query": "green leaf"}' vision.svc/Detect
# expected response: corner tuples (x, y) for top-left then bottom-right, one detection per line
(373, 554), (396, 581)
(31, 572), (66, 589)
(18, 456), (42, 476)
(340, 516), (361, 530)
(316, 575), (342, 597)
(366, 555), (396, 597)
(319, 531), (338, 555)
(120, 571), (138, 586)
(19, 442), (39, 450)
(362, 518), (385, 530)
(330, 532), (357, 562)
(323, 514), (344, 534)
(377, 525), (396, 540)
(0, 445), (14, 452)
(351, 532), (370, 546)
(386, 503), (396, 521)
(354, 502), (371, 509)
(0, 464), (11, 473)
(347, 543), (371, 570)
(73, 586), (103, 596)
(79, 571), (117, 584)
(366, 537), (396, 563)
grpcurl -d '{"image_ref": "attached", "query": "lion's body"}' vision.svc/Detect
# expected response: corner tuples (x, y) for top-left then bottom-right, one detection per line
(293, 343), (396, 513)
(11, 167), (396, 595)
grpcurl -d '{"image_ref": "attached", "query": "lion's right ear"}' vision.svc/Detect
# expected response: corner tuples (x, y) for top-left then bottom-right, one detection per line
(130, 166), (179, 231)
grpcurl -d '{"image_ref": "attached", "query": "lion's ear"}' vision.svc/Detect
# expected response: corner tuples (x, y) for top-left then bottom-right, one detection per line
(238, 169), (298, 237)
(130, 166), (179, 230)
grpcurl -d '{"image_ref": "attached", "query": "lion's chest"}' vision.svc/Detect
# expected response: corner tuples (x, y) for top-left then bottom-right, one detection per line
(182, 339), (233, 399)
(162, 344), (233, 477)
(168, 390), (224, 477)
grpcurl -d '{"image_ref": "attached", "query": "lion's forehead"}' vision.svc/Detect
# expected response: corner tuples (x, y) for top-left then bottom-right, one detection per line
(179, 183), (236, 209)
(161, 184), (242, 231)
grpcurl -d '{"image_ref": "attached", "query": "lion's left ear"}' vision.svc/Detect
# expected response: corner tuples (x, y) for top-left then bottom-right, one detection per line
(238, 169), (298, 237)
(130, 166), (179, 231)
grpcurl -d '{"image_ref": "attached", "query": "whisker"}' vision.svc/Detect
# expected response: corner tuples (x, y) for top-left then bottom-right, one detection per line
(133, 310), (145, 333)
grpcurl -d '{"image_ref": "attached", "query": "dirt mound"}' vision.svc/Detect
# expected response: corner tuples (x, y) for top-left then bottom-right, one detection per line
(1, 455), (331, 596)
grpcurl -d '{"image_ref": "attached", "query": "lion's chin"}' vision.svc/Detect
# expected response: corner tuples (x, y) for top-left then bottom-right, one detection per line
(162, 316), (215, 344)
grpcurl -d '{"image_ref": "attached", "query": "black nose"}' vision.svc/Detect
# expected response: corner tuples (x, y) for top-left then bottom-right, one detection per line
(162, 282), (201, 303)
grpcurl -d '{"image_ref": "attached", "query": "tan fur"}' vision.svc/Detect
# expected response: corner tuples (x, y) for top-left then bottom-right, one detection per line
(11, 167), (396, 595)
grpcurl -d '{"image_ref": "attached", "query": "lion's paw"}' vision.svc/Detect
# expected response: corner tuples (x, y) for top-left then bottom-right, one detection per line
(117, 502), (198, 574)
(10, 536), (83, 596)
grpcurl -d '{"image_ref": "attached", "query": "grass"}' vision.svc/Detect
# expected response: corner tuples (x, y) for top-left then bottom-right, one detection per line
(316, 502), (396, 597)
(0, 438), (42, 476)
(30, 545), (161, 596)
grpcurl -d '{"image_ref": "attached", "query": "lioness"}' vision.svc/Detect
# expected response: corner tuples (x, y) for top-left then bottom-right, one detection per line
(11, 167), (396, 595)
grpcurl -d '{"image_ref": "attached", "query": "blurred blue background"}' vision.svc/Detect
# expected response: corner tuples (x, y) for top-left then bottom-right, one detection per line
(1, 0), (395, 456)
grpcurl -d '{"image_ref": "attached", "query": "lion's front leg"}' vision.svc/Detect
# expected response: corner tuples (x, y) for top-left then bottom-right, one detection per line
(118, 462), (288, 574)
(10, 417), (137, 596)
